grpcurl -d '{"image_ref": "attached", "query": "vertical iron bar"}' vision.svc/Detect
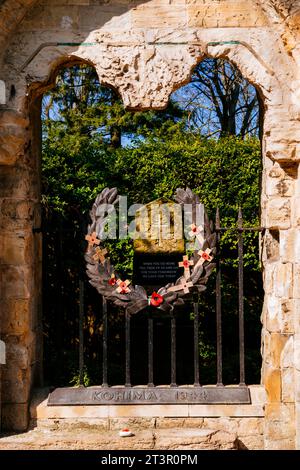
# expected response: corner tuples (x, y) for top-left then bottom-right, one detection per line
(102, 296), (108, 387)
(170, 315), (176, 387)
(79, 280), (84, 386)
(125, 312), (131, 387)
(238, 208), (246, 386)
(193, 196), (200, 388)
(193, 301), (200, 387)
(56, 220), (64, 377)
(148, 317), (154, 387)
(216, 208), (223, 386)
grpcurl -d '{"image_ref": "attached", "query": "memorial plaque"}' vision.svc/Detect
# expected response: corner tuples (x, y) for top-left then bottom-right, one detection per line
(48, 386), (251, 405)
(133, 198), (185, 290)
(133, 254), (182, 287)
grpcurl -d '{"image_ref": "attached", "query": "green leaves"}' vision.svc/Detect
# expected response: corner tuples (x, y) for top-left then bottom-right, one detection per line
(42, 64), (262, 386)
(42, 127), (261, 274)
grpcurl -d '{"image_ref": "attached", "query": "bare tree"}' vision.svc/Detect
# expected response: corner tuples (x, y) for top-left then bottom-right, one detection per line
(172, 58), (260, 138)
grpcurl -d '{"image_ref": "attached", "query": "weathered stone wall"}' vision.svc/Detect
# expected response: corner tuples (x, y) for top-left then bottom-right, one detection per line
(0, 99), (42, 431)
(0, 0), (300, 449)
(29, 386), (265, 449)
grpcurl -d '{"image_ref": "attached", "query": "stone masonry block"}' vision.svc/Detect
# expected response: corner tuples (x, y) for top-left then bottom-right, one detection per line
(132, 5), (187, 28)
(237, 418), (263, 437)
(1, 265), (32, 299)
(2, 365), (31, 404)
(262, 230), (280, 263)
(187, 0), (268, 28)
(263, 263), (276, 295)
(280, 336), (293, 369)
(275, 263), (293, 299)
(266, 177), (294, 197)
(1, 299), (31, 335)
(281, 367), (295, 402)
(292, 198), (300, 226)
(295, 369), (300, 403)
(294, 264), (300, 298)
(1, 403), (29, 432)
(266, 297), (295, 333)
(0, 111), (28, 166)
(280, 299), (296, 334)
(109, 417), (156, 430)
(280, 229), (300, 263)
(264, 403), (295, 444)
(264, 365), (281, 402)
(6, 341), (29, 369)
(0, 230), (34, 266)
(266, 199), (291, 230)
(266, 295), (280, 332)
(265, 333), (289, 369)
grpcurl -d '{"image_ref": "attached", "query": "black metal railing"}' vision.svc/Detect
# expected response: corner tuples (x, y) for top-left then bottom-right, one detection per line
(44, 209), (264, 405)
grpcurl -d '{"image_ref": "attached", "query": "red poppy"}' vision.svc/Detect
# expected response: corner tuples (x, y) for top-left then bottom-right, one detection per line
(122, 428), (129, 432)
(202, 252), (210, 260)
(183, 259), (190, 268)
(108, 275), (117, 286)
(150, 292), (164, 307)
(192, 226), (197, 233)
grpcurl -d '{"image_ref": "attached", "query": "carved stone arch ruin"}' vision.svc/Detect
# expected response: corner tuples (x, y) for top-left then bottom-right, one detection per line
(0, 0), (300, 450)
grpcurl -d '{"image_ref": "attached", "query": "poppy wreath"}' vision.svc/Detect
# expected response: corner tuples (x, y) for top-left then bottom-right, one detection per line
(85, 187), (216, 315)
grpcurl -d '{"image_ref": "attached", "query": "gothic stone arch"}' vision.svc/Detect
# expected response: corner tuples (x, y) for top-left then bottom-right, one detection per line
(0, 0), (300, 450)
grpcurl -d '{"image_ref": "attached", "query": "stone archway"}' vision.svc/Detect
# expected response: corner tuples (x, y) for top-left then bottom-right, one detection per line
(0, 0), (300, 450)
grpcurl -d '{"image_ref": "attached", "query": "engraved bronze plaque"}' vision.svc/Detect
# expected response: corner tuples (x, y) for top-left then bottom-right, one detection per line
(48, 386), (251, 405)
(133, 198), (185, 254)
(133, 254), (182, 287)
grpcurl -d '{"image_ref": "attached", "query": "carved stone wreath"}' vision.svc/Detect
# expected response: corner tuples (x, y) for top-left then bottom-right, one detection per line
(85, 188), (216, 315)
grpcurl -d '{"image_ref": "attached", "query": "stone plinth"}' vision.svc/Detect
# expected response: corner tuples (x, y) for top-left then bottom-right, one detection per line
(0, 0), (300, 449)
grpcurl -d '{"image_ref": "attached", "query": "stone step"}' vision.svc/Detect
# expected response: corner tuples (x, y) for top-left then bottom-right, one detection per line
(0, 427), (238, 450)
